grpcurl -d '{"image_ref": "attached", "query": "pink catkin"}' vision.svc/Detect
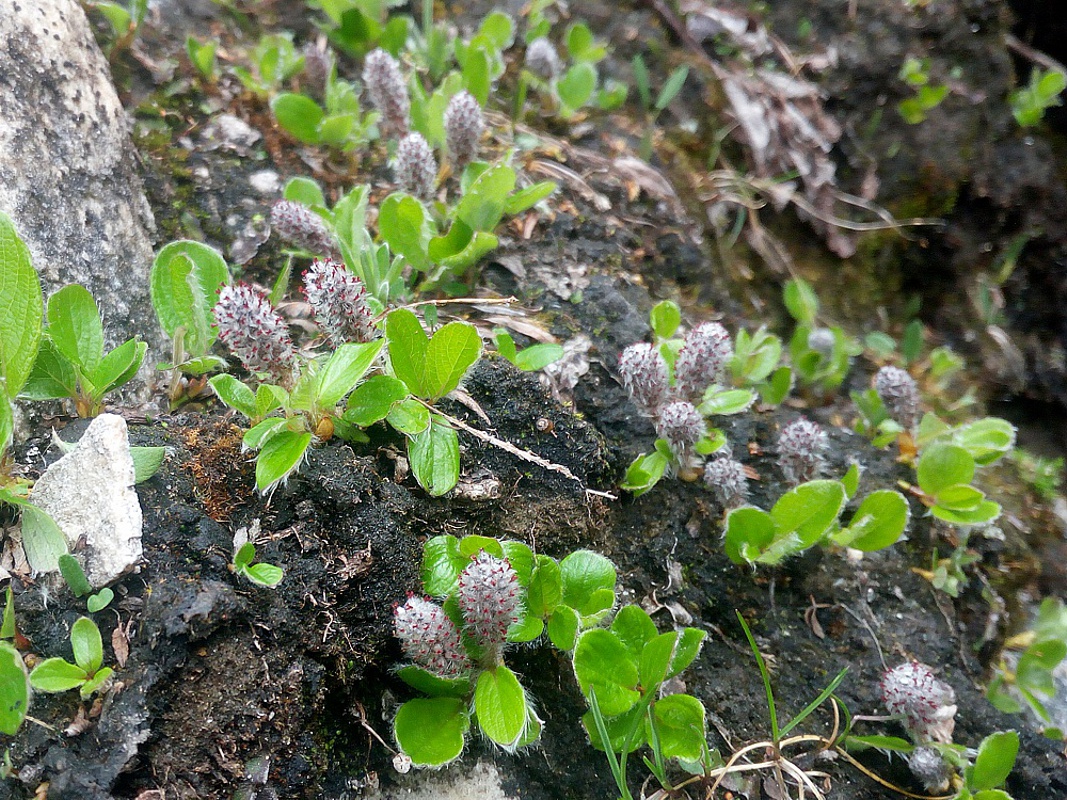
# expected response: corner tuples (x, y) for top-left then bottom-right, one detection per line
(302, 258), (377, 346)
(456, 552), (521, 651)
(394, 595), (472, 679)
(213, 284), (297, 386)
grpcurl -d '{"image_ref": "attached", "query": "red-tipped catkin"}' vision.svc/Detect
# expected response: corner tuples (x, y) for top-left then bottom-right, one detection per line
(777, 417), (828, 485)
(619, 343), (669, 415)
(362, 48), (409, 138)
(456, 552), (521, 652)
(674, 322), (733, 401)
(444, 91), (484, 173)
(394, 596), (472, 679)
(703, 456), (749, 507)
(657, 401), (707, 460)
(874, 365), (920, 431)
(395, 132), (437, 201)
(270, 200), (340, 259)
(525, 37), (562, 80)
(213, 284), (297, 386)
(301, 43), (333, 100)
(302, 258), (378, 346)
(881, 661), (957, 743)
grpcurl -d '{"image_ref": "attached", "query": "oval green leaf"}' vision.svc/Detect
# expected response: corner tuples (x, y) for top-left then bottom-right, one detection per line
(475, 666), (528, 748)
(0, 642), (28, 735)
(394, 697), (469, 767)
(255, 430), (312, 492)
(408, 416), (460, 496)
(0, 212), (44, 400)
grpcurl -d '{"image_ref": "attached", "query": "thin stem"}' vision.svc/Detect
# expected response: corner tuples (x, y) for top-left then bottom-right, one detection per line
(736, 611), (779, 742)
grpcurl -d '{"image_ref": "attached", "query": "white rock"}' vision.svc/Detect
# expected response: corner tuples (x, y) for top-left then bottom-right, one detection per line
(383, 760), (512, 800)
(30, 414), (143, 586)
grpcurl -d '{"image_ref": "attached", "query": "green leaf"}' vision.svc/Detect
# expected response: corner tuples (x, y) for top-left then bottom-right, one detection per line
(668, 628), (706, 678)
(723, 506), (775, 564)
(475, 666), (528, 747)
(18, 501), (68, 574)
(1, 587), (15, 639)
(0, 207), (44, 400)
(655, 66), (689, 111)
(256, 384), (288, 419)
(566, 22), (605, 62)
(86, 588), (114, 613)
(21, 337), (78, 401)
(397, 665), (471, 698)
(460, 45), (491, 105)
(408, 416), (460, 496)
(573, 629), (640, 716)
(973, 791), (1013, 800)
(456, 164), (516, 232)
(79, 665), (113, 699)
(0, 642), (28, 735)
(47, 285), (103, 372)
(150, 240), (229, 358)
(640, 631), (678, 688)
(611, 605), (658, 659)
(89, 338), (145, 397)
(783, 278), (818, 324)
(428, 221), (499, 273)
(208, 374), (256, 418)
(234, 542), (255, 570)
(527, 555), (562, 617)
(557, 63), (597, 111)
(459, 535), (505, 559)
(935, 484), (985, 511)
(503, 181), (557, 215)
(271, 93), (325, 143)
(838, 490), (909, 551)
(71, 616), (103, 673)
(842, 734), (915, 753)
(648, 694), (705, 760)
(513, 343), (563, 371)
(394, 697), (469, 767)
(547, 605), (579, 650)
(58, 554), (92, 597)
(387, 398), (430, 435)
(479, 11), (515, 49)
(699, 388), (755, 416)
(244, 562), (284, 587)
(255, 430), (312, 492)
(345, 374), (408, 426)
(931, 499), (1001, 525)
(951, 418), (1015, 465)
(494, 329), (518, 363)
(560, 551), (616, 615)
(650, 301), (681, 340)
(243, 417), (287, 451)
(385, 308), (429, 396)
(28, 657), (86, 693)
(423, 321), (482, 400)
(582, 702), (646, 754)
(378, 194), (432, 272)
(970, 731), (1018, 791)
(131, 446), (166, 484)
(620, 451), (669, 496)
(917, 443), (975, 495)
(283, 177), (327, 209)
(768, 480), (846, 557)
(841, 462), (861, 499)
(317, 340), (384, 407)
(501, 541), (534, 586)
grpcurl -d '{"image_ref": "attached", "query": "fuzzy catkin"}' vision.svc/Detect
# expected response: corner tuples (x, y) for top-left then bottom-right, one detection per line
(213, 284), (297, 387)
(777, 417), (828, 485)
(456, 552), (521, 652)
(675, 322), (733, 401)
(874, 365), (920, 431)
(907, 747), (951, 792)
(704, 457), (749, 507)
(618, 343), (669, 415)
(881, 661), (957, 743)
(395, 133), (437, 200)
(302, 258), (378, 345)
(270, 200), (340, 258)
(394, 596), (472, 679)
(444, 91), (484, 172)
(362, 48), (409, 138)
(525, 37), (562, 80)
(656, 401), (707, 460)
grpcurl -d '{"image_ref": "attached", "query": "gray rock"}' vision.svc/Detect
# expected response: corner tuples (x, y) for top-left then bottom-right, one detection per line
(31, 414), (143, 586)
(0, 0), (165, 386)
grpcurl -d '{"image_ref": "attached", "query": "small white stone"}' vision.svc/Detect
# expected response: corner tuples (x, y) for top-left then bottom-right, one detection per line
(249, 170), (281, 195)
(30, 414), (143, 586)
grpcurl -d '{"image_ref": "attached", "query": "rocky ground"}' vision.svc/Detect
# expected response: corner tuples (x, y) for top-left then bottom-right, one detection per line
(1, 1), (1066, 799)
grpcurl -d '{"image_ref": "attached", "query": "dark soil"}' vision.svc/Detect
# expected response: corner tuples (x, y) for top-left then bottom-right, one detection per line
(3, 0), (1066, 799)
